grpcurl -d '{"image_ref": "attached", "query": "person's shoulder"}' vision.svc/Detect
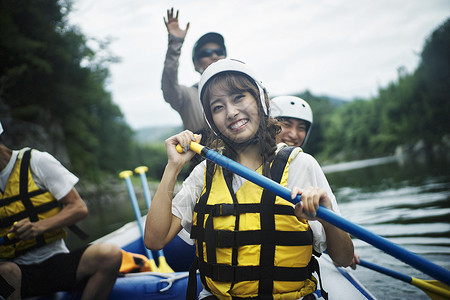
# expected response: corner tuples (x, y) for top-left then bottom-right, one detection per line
(275, 142), (288, 154)
(186, 160), (207, 179)
(30, 148), (58, 163)
(182, 160), (206, 188)
(29, 149), (68, 175)
(276, 143), (314, 161)
(193, 160), (207, 174)
(289, 148), (320, 169)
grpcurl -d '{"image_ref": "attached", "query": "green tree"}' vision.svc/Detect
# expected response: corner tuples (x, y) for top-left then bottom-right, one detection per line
(0, 0), (135, 181)
(414, 19), (450, 146)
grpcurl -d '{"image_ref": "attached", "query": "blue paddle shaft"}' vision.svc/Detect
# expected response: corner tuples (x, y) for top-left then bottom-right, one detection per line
(123, 177), (154, 260)
(137, 172), (165, 258)
(138, 173), (152, 211)
(203, 148), (450, 286)
(359, 259), (411, 283)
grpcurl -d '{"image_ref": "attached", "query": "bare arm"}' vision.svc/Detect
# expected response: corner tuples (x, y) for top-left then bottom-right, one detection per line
(293, 187), (354, 267)
(10, 188), (88, 240)
(144, 162), (183, 250)
(144, 131), (200, 250)
(320, 220), (354, 266)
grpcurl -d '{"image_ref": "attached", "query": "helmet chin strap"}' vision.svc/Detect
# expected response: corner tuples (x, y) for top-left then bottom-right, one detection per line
(223, 134), (259, 150)
(218, 127), (261, 152)
(257, 85), (268, 115)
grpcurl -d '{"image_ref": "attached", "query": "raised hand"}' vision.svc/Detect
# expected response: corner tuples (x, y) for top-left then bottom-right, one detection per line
(164, 7), (190, 39)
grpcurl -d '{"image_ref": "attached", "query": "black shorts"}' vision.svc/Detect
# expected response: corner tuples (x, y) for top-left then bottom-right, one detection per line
(19, 245), (90, 298)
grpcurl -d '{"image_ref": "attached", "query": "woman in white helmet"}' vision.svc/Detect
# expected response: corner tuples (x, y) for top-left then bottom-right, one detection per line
(270, 96), (313, 148)
(145, 59), (353, 299)
(271, 96), (361, 269)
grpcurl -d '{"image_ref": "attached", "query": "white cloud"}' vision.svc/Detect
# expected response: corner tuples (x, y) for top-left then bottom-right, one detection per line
(69, 0), (450, 129)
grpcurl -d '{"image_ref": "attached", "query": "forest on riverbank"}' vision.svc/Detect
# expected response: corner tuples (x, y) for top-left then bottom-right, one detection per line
(1, 1), (449, 182)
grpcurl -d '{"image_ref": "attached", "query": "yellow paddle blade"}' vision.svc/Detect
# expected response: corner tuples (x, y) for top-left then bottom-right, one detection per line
(119, 170), (133, 178)
(411, 278), (450, 300)
(134, 166), (148, 174)
(158, 256), (174, 273)
(148, 258), (160, 272)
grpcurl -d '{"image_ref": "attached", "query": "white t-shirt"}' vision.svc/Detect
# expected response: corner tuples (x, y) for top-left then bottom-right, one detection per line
(172, 149), (341, 253)
(0, 149), (79, 265)
(171, 147), (341, 299)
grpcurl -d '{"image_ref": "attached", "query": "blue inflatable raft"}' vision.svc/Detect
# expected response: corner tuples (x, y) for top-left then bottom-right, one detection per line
(31, 217), (376, 299)
(95, 217), (376, 300)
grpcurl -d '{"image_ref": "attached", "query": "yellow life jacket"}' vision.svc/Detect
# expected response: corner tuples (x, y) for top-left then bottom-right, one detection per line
(190, 147), (318, 299)
(0, 148), (67, 259)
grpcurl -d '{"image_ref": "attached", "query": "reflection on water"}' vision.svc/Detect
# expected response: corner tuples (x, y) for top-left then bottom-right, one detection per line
(325, 156), (450, 299)
(321, 156), (398, 174)
(68, 156), (450, 299)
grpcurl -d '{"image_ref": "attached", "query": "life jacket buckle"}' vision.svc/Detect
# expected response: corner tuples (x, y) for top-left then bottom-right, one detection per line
(212, 203), (236, 216)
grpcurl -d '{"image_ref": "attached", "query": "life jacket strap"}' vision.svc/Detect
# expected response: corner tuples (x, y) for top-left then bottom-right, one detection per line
(205, 229), (313, 248)
(186, 258), (199, 300)
(195, 201), (298, 216)
(0, 189), (45, 208)
(309, 256), (328, 300)
(198, 259), (311, 282)
(7, 149), (89, 241)
(0, 200), (59, 228)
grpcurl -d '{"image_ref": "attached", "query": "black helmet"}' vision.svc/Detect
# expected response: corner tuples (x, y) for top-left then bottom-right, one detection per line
(192, 32), (226, 62)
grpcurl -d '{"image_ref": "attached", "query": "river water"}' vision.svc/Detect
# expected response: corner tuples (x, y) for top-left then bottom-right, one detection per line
(68, 155), (450, 299)
(324, 156), (450, 299)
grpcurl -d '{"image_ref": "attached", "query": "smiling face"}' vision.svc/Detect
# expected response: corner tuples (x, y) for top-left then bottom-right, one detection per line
(209, 90), (260, 143)
(202, 73), (261, 143)
(276, 117), (309, 147)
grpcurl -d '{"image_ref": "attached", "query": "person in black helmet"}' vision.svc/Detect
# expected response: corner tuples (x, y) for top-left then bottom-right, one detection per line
(161, 7), (227, 136)
(161, 7), (227, 172)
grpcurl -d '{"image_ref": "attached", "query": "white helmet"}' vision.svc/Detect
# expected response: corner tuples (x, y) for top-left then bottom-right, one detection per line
(198, 59), (268, 135)
(198, 59), (268, 120)
(270, 96), (313, 146)
(270, 96), (313, 124)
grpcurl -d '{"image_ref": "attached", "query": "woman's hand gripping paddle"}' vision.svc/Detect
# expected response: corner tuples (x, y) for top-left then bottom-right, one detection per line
(176, 141), (450, 287)
(119, 170), (159, 272)
(134, 166), (174, 273)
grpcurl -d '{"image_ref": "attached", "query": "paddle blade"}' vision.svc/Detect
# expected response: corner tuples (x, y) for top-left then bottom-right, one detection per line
(120, 250), (153, 273)
(148, 259), (159, 272)
(411, 278), (450, 300)
(158, 256), (174, 273)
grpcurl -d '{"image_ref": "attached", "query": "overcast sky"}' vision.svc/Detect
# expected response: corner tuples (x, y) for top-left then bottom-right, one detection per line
(68, 0), (449, 129)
